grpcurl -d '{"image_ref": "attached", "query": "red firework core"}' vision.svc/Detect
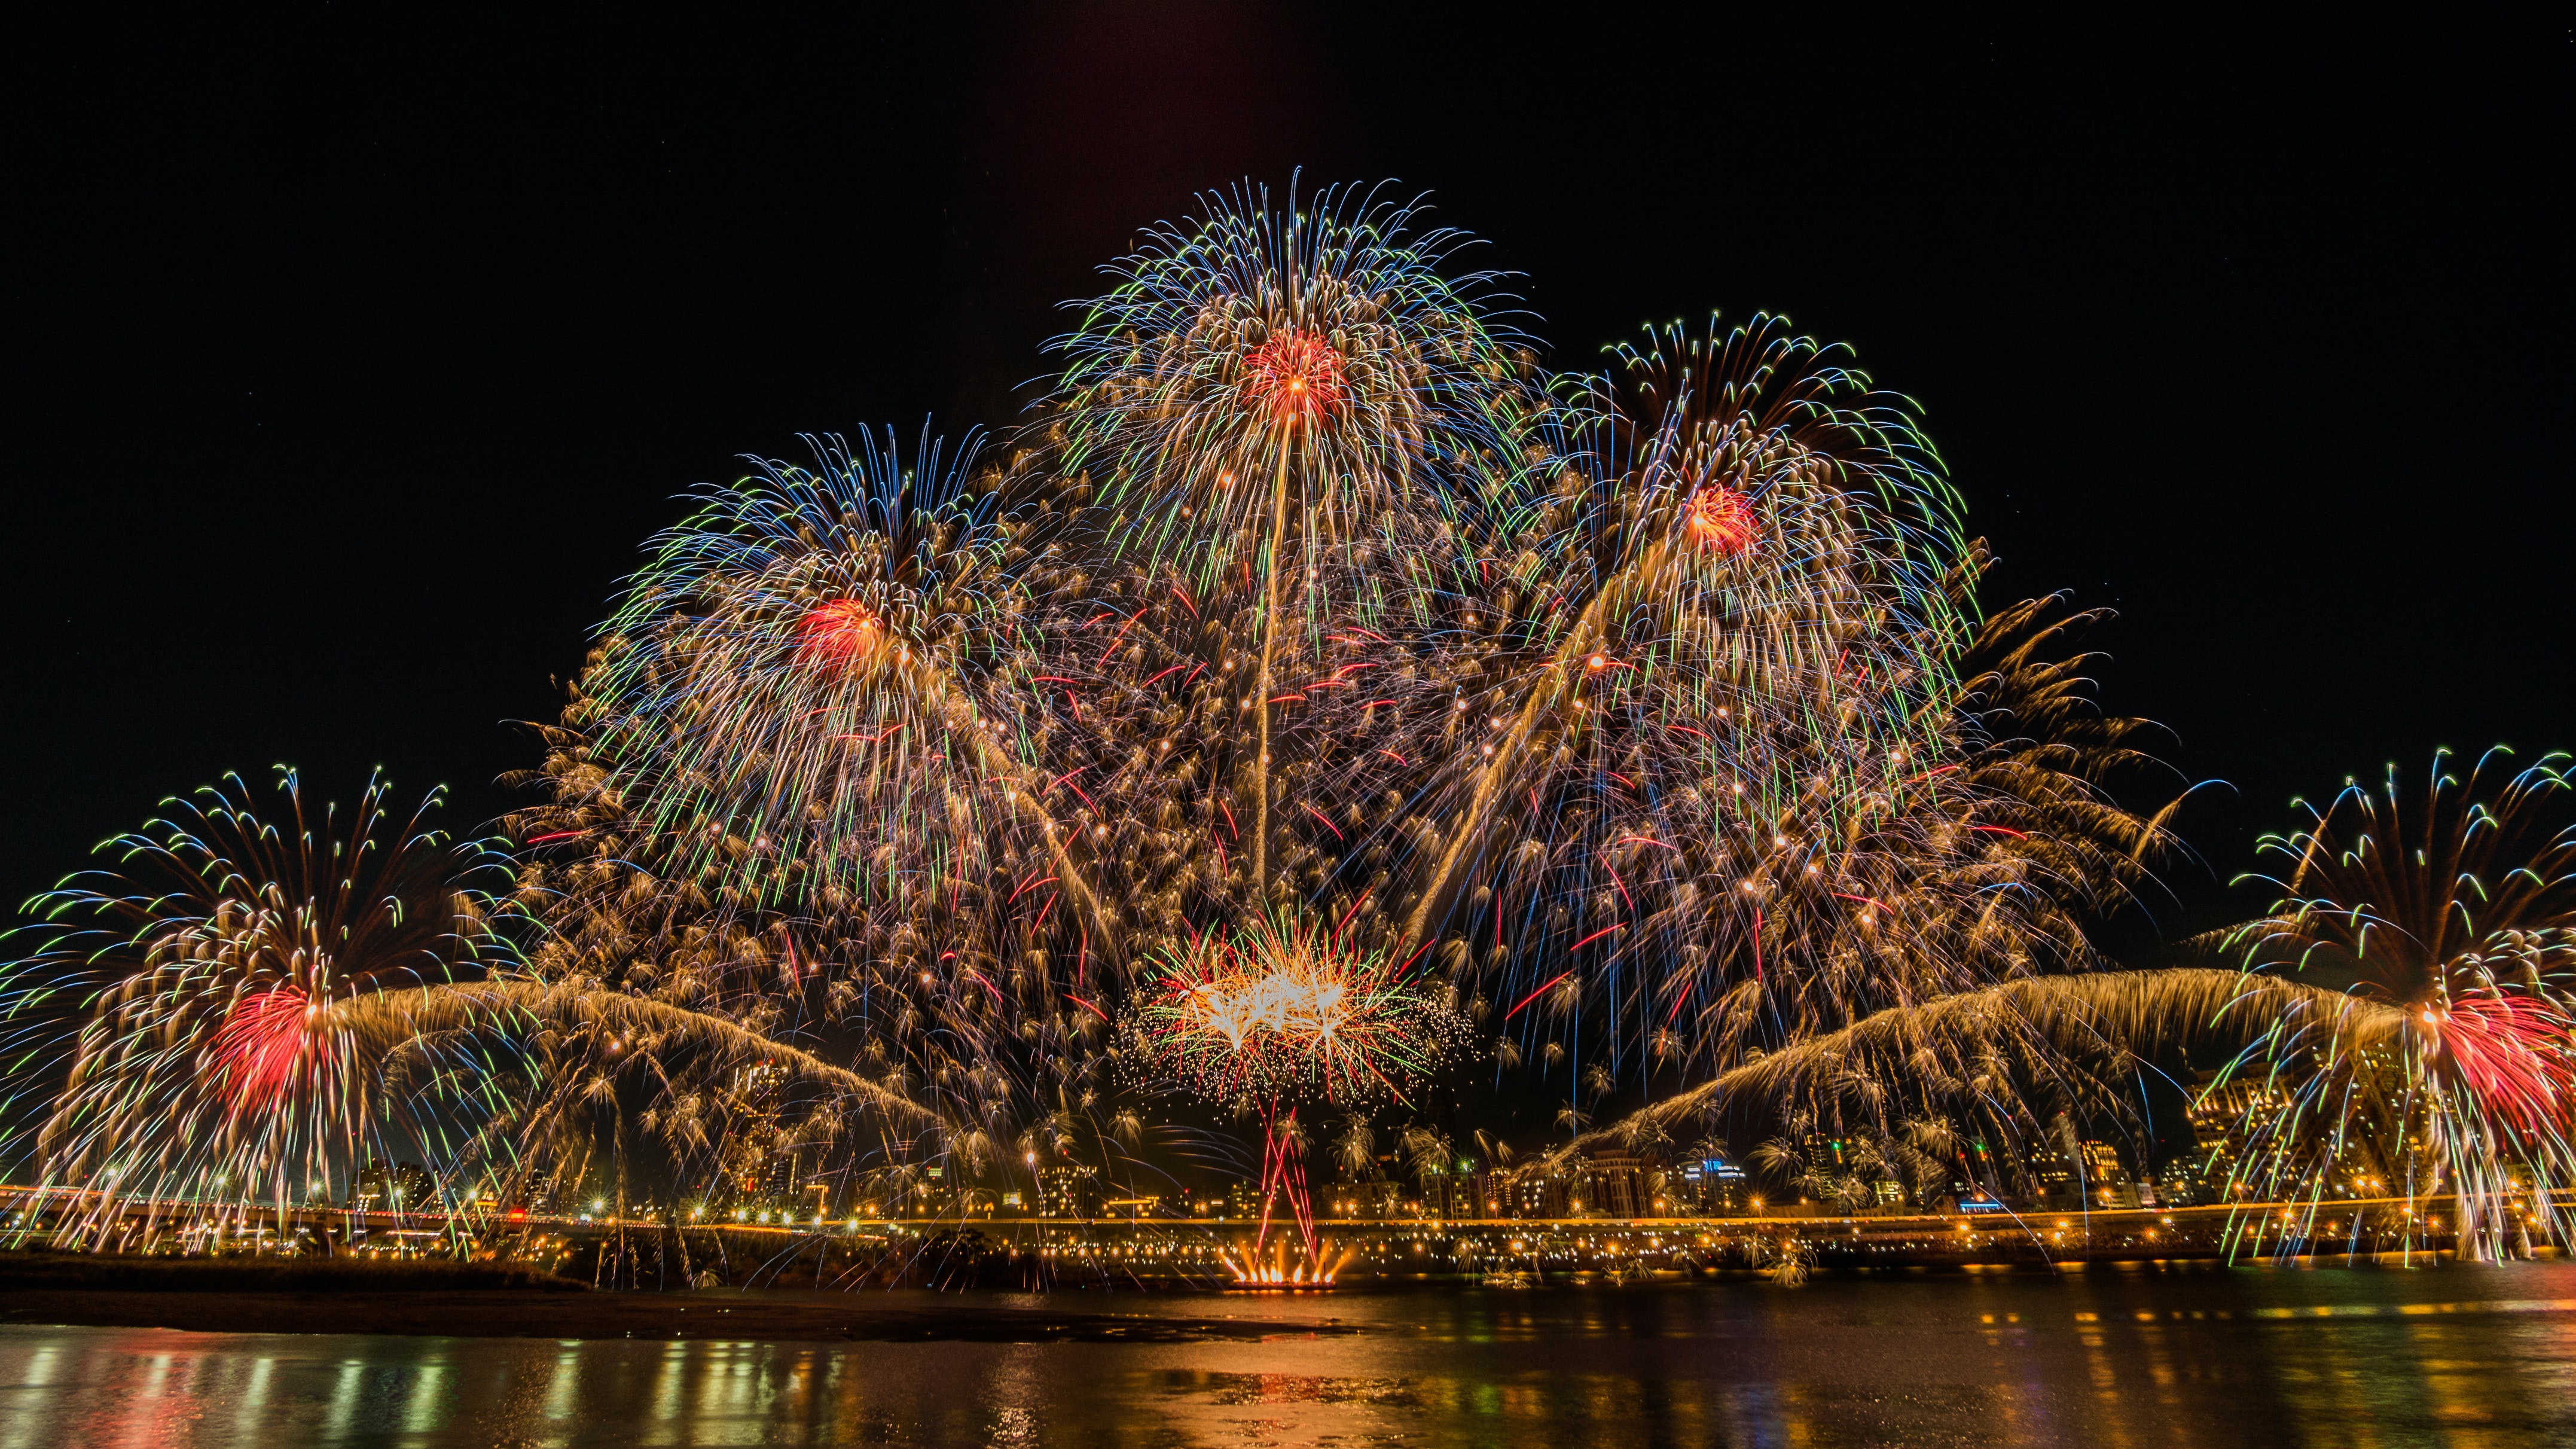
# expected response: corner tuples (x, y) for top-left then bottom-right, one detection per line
(2434, 996), (2575, 1137)
(798, 598), (884, 666)
(1684, 487), (1759, 555)
(216, 984), (312, 1111)
(1243, 330), (1345, 425)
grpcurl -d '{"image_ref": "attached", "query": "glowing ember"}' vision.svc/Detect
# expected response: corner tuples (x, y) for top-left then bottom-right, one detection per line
(1684, 486), (1759, 554)
(796, 598), (884, 666)
(1242, 330), (1345, 425)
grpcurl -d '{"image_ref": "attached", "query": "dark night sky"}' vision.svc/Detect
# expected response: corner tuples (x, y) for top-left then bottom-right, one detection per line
(7, 8), (2567, 947)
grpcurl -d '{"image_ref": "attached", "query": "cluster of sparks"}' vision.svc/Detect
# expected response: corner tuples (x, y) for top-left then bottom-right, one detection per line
(1125, 918), (1463, 1106)
(0, 181), (2566, 1276)
(1122, 916), (1464, 1279)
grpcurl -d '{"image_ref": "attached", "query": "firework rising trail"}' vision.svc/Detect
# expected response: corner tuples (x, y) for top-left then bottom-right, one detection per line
(0, 770), (521, 1246)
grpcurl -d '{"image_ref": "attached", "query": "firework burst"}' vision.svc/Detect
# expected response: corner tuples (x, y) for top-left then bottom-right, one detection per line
(2208, 748), (2576, 1257)
(5, 182), (2254, 1268)
(1121, 911), (1464, 1280)
(0, 770), (518, 1244)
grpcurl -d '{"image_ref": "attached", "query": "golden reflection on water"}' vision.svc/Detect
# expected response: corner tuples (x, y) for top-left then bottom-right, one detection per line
(7, 1266), (2576, 1447)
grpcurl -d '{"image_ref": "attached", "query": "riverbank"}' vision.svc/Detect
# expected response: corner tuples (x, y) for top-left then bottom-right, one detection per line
(0, 1261), (1356, 1343)
(0, 1253), (585, 1294)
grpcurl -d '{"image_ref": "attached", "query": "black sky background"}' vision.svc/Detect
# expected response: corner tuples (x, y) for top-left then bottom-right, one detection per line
(7, 8), (2567, 952)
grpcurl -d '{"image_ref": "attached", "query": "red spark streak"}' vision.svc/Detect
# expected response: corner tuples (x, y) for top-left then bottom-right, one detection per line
(1302, 803), (1344, 840)
(1969, 825), (2029, 839)
(2437, 997), (2575, 1136)
(1504, 972), (1575, 1020)
(1569, 923), (1626, 951)
(215, 986), (312, 1111)
(1604, 865), (1634, 911)
(1095, 610), (1143, 663)
(1665, 978), (1698, 1024)
(523, 830), (585, 846)
(1332, 893), (1371, 941)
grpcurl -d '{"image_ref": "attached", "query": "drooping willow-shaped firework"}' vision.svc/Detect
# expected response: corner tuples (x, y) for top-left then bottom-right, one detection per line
(1613, 748), (2575, 1259)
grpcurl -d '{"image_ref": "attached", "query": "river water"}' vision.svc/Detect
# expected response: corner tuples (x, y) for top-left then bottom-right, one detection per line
(7, 1261), (2576, 1446)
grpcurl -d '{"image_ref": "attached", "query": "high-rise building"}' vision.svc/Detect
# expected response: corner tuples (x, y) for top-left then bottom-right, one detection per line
(2079, 1141), (2141, 1210)
(2030, 1142), (2080, 1208)
(1516, 1167), (1571, 1219)
(905, 1163), (956, 1218)
(390, 1162), (436, 1212)
(347, 1159), (394, 1211)
(1679, 1156), (1750, 1215)
(1579, 1151), (1652, 1218)
(2186, 1068), (2288, 1197)
(1800, 1134), (1858, 1171)
(1039, 1165), (1102, 1220)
